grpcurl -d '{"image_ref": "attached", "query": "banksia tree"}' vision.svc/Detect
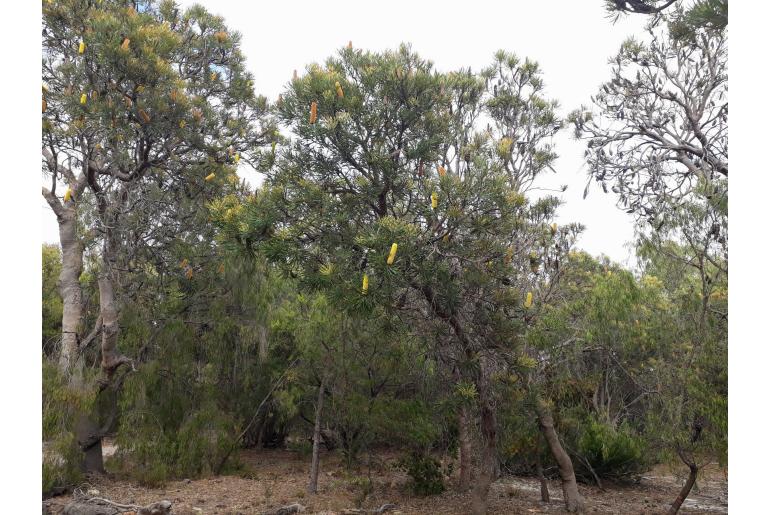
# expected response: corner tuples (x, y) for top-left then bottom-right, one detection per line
(213, 44), (580, 514)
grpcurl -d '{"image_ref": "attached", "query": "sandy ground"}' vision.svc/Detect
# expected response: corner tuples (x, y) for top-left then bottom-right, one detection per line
(44, 447), (727, 514)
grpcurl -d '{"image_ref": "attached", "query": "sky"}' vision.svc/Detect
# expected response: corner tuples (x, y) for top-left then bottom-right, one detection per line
(41, 0), (647, 266)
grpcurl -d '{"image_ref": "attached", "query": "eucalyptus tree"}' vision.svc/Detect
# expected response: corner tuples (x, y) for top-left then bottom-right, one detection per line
(42, 0), (274, 471)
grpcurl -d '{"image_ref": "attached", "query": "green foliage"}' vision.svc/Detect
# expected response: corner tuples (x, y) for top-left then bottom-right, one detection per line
(398, 453), (446, 496)
(42, 245), (63, 352)
(576, 417), (648, 481)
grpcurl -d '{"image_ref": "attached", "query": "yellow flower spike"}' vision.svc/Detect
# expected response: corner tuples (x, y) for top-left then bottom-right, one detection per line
(362, 273), (369, 293)
(335, 81), (344, 98)
(121, 38), (130, 51)
(550, 222), (558, 234)
(234, 153), (241, 164)
(80, 93), (87, 105)
(309, 101), (318, 124)
(442, 234), (450, 243)
(524, 292), (533, 309)
(78, 40), (85, 54)
(386, 243), (398, 265)
(63, 187), (72, 203)
(179, 120), (186, 128)
(180, 258), (189, 268)
(205, 173), (216, 182)
(437, 165), (446, 177)
(431, 192), (438, 209)
(185, 267), (193, 280)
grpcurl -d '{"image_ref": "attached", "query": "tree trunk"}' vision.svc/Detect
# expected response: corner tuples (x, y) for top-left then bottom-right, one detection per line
(535, 400), (583, 513)
(470, 360), (498, 515)
(75, 414), (104, 474)
(458, 402), (472, 491)
(667, 463), (698, 515)
(308, 375), (326, 494)
(536, 452), (550, 503)
(57, 204), (85, 380)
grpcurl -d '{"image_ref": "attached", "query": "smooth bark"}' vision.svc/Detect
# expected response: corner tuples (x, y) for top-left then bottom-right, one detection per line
(667, 463), (698, 514)
(308, 375), (326, 494)
(535, 400), (583, 513)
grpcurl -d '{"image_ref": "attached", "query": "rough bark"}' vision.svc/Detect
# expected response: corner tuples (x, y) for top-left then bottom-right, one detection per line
(535, 400), (583, 513)
(458, 402), (472, 491)
(470, 359), (498, 515)
(308, 375), (326, 494)
(74, 414), (104, 474)
(667, 463), (698, 515)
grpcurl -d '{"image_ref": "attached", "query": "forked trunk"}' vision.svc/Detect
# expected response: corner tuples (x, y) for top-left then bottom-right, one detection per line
(458, 402), (472, 491)
(308, 375), (326, 494)
(667, 463), (698, 515)
(535, 400), (583, 513)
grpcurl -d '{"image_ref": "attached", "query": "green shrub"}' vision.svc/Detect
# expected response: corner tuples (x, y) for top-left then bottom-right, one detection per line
(398, 453), (446, 496)
(576, 418), (648, 481)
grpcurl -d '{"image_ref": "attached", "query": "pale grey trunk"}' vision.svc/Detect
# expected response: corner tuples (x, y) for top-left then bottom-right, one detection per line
(535, 400), (583, 513)
(308, 376), (326, 494)
(57, 204), (84, 380)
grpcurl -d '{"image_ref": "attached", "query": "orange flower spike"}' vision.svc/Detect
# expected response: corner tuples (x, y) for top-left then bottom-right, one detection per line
(139, 109), (151, 123)
(437, 165), (446, 177)
(335, 81), (344, 98)
(309, 101), (318, 124)
(205, 173), (216, 182)
(121, 38), (130, 51)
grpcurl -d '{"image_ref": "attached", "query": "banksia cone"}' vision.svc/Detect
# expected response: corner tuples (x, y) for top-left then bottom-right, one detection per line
(121, 38), (130, 50)
(139, 109), (151, 123)
(63, 187), (72, 202)
(293, 69), (298, 80)
(214, 31), (228, 43)
(170, 89), (178, 102)
(347, 40), (353, 49)
(524, 291), (533, 309)
(309, 101), (318, 124)
(205, 173), (216, 181)
(78, 40), (85, 54)
(437, 165), (446, 177)
(42, 97), (47, 113)
(210, 71), (217, 81)
(362, 273), (369, 293)
(386, 243), (398, 265)
(431, 192), (438, 209)
(335, 81), (344, 98)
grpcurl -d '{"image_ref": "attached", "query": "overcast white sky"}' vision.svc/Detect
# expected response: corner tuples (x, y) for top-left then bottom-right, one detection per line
(41, 0), (647, 265)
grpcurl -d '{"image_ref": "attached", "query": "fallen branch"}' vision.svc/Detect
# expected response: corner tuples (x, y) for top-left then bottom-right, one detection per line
(341, 504), (397, 514)
(62, 487), (171, 515)
(261, 504), (306, 515)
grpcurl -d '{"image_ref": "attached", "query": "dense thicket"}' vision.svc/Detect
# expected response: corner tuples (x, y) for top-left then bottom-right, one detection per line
(42, 2), (726, 514)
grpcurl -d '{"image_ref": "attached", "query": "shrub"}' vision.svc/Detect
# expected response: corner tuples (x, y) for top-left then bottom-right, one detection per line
(398, 453), (446, 496)
(576, 418), (648, 481)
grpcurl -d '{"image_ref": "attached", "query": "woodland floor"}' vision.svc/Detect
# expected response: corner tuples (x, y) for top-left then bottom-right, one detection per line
(44, 444), (727, 514)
